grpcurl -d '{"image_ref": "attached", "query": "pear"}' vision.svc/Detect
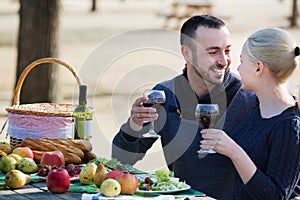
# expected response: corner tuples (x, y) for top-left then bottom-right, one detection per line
(18, 158), (39, 174)
(7, 153), (23, 164)
(0, 156), (17, 173)
(5, 169), (30, 189)
(79, 162), (97, 185)
(0, 142), (12, 154)
(100, 178), (121, 197)
(0, 150), (7, 160)
(94, 163), (108, 187)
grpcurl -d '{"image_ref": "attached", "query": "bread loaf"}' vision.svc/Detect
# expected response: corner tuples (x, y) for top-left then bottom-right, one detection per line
(64, 152), (82, 164)
(82, 151), (97, 163)
(21, 138), (57, 151)
(32, 150), (45, 163)
(68, 139), (92, 152)
(20, 138), (94, 164)
(40, 138), (85, 159)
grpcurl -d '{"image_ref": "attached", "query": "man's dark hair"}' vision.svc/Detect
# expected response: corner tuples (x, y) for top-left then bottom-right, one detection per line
(180, 15), (226, 46)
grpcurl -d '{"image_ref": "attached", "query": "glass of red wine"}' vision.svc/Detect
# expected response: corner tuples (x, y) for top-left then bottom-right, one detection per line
(195, 104), (219, 158)
(142, 89), (166, 138)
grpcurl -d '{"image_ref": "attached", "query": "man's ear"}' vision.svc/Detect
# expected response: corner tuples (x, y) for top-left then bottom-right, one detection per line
(181, 45), (192, 63)
(255, 61), (265, 76)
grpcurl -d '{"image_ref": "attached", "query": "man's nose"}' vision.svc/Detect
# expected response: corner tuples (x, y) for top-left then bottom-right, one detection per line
(217, 53), (228, 66)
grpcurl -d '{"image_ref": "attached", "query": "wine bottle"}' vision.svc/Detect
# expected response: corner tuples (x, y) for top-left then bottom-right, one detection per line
(73, 85), (93, 140)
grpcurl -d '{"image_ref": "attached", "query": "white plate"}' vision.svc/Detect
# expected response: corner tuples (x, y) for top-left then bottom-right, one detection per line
(136, 183), (191, 194)
(31, 173), (79, 181)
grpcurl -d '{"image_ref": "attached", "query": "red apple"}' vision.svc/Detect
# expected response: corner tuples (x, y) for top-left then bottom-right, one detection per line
(103, 170), (123, 180)
(116, 172), (138, 194)
(40, 150), (65, 168)
(46, 168), (70, 193)
(12, 147), (34, 159)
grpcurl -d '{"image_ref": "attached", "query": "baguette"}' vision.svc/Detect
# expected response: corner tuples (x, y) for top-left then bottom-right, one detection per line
(21, 138), (57, 151)
(68, 139), (92, 152)
(51, 138), (87, 158)
(40, 138), (85, 159)
(32, 149), (82, 164)
(82, 151), (97, 163)
(64, 152), (82, 164)
(32, 150), (45, 163)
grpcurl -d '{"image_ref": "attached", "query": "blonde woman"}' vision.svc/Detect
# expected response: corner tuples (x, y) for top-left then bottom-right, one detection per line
(201, 28), (300, 199)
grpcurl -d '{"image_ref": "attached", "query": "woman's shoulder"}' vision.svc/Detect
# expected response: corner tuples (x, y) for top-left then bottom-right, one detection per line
(270, 106), (300, 137)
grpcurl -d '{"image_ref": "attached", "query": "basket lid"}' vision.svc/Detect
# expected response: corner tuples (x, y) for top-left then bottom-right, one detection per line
(6, 103), (76, 117)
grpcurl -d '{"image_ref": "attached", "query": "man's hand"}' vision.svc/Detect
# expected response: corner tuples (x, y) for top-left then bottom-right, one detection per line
(129, 96), (158, 132)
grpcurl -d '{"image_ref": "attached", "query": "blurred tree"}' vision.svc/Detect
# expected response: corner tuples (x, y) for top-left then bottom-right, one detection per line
(290, 0), (298, 27)
(91, 0), (97, 12)
(16, 0), (60, 104)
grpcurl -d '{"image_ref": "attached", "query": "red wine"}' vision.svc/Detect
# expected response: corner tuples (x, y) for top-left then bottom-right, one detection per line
(195, 104), (219, 129)
(143, 102), (154, 107)
(143, 102), (165, 107)
(197, 113), (218, 129)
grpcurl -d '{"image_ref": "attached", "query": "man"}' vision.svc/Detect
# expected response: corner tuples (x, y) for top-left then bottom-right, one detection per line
(112, 15), (256, 199)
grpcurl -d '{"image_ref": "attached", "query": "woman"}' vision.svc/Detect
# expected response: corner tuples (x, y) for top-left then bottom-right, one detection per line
(201, 28), (300, 199)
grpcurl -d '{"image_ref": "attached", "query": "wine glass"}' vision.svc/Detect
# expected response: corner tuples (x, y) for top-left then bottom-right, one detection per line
(195, 104), (219, 158)
(142, 90), (166, 138)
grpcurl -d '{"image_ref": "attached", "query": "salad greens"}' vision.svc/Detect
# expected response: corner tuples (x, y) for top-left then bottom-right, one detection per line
(89, 157), (146, 174)
(138, 170), (186, 191)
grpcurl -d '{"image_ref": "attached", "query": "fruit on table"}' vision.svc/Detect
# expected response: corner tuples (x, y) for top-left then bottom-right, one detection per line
(0, 156), (18, 173)
(116, 172), (138, 194)
(18, 157), (39, 174)
(94, 163), (108, 187)
(79, 162), (97, 185)
(46, 168), (70, 193)
(7, 153), (23, 164)
(103, 170), (123, 180)
(0, 150), (7, 160)
(5, 169), (30, 189)
(100, 178), (121, 197)
(0, 142), (12, 154)
(12, 147), (34, 159)
(40, 150), (65, 168)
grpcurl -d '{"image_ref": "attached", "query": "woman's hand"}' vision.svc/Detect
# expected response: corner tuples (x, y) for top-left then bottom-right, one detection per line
(200, 129), (237, 158)
(129, 96), (158, 132)
(201, 128), (257, 184)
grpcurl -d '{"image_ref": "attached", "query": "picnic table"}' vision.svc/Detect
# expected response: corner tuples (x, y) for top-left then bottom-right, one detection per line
(159, 0), (213, 29)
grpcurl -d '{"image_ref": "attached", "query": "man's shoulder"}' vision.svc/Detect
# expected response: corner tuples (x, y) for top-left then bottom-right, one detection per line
(153, 74), (184, 91)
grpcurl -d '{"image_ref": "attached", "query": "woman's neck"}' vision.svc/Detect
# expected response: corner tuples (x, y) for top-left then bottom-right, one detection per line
(255, 83), (296, 118)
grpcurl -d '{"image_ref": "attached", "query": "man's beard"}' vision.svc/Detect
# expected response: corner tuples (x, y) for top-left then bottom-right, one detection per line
(192, 52), (226, 86)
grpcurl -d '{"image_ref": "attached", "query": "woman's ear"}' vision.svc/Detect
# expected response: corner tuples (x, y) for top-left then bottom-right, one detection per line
(255, 61), (265, 76)
(181, 45), (192, 63)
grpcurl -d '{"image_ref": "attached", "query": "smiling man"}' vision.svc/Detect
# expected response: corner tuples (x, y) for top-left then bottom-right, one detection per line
(112, 15), (256, 199)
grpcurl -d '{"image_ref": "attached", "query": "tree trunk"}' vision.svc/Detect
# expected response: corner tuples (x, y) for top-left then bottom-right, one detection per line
(16, 0), (60, 104)
(91, 0), (97, 12)
(290, 0), (298, 27)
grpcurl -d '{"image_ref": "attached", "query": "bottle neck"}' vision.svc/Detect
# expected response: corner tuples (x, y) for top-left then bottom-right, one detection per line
(79, 85), (87, 105)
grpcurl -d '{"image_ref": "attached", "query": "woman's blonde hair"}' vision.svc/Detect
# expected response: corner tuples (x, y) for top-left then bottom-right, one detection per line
(244, 28), (298, 82)
(244, 28), (300, 110)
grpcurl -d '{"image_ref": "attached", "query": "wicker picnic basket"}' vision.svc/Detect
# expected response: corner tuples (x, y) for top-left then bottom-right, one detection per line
(5, 58), (82, 148)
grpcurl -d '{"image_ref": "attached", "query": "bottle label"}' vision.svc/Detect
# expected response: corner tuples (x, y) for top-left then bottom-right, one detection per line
(84, 119), (93, 140)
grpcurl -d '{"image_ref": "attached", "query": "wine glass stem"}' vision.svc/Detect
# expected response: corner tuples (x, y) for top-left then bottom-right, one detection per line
(149, 121), (155, 133)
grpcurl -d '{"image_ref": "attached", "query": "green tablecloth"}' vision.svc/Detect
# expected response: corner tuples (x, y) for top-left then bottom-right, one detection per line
(1, 172), (205, 198)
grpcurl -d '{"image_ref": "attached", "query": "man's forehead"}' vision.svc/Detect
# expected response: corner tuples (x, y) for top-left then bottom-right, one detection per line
(194, 26), (231, 49)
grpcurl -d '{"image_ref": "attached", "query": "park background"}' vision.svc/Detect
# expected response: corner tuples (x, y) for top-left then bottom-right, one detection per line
(0, 0), (299, 172)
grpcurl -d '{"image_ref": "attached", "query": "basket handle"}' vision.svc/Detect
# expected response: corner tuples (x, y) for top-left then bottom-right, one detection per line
(13, 57), (82, 106)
